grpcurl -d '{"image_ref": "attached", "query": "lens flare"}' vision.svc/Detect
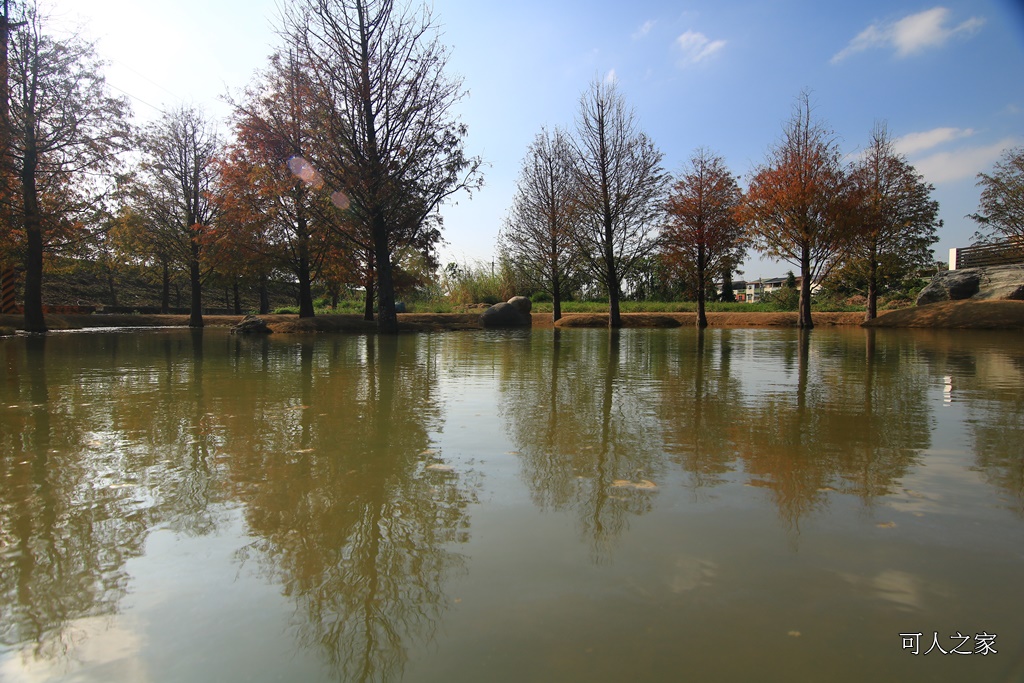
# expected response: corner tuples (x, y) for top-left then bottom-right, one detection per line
(330, 191), (350, 210)
(286, 156), (324, 189)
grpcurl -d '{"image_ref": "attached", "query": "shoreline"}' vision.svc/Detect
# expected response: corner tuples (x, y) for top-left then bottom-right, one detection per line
(2, 300), (1023, 334)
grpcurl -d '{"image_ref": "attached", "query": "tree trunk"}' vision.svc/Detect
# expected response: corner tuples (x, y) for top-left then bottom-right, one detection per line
(607, 275), (621, 328)
(160, 260), (171, 314)
(798, 243), (813, 329)
(354, 6), (396, 335)
(363, 250), (375, 321)
(259, 273), (269, 314)
(363, 278), (375, 321)
(297, 217), (315, 318)
(374, 214), (398, 334)
(551, 271), (562, 323)
(297, 257), (314, 317)
(696, 245), (708, 328)
(865, 240), (878, 321)
(23, 216), (44, 332)
(550, 233), (562, 322)
(188, 238), (203, 328)
(21, 113), (45, 333)
(605, 228), (621, 328)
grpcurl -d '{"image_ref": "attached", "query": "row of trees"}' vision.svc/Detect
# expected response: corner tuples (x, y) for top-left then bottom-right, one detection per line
(2, 1), (1021, 333)
(2, 0), (480, 333)
(500, 88), (947, 328)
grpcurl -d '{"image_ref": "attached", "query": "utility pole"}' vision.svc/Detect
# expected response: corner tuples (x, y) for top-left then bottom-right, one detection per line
(0, 0), (24, 314)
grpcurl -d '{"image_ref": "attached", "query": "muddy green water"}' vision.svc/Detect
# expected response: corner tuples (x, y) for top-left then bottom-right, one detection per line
(1, 327), (1022, 682)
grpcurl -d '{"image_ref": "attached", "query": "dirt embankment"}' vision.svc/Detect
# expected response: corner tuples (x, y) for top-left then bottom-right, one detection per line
(3, 301), (1023, 334)
(861, 300), (1024, 330)
(0, 312), (484, 334)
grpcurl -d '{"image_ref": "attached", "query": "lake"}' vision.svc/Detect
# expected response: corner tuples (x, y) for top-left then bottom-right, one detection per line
(1, 326), (1022, 682)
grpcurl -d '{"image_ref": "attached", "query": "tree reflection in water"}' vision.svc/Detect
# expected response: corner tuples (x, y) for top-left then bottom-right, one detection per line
(1, 335), (148, 659)
(499, 328), (937, 541)
(722, 329), (932, 534)
(226, 335), (474, 682)
(2, 327), (1022, 680)
(1, 332), (473, 680)
(499, 329), (667, 561)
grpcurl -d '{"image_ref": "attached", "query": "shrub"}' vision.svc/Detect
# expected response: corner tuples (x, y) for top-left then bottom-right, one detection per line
(762, 286), (799, 311)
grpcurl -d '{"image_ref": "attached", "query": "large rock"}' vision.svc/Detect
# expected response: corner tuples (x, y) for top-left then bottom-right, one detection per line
(507, 296), (532, 315)
(231, 315), (272, 334)
(479, 297), (533, 328)
(917, 264), (1024, 306)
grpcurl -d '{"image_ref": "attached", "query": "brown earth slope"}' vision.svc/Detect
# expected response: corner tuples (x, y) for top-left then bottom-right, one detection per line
(861, 300), (1024, 330)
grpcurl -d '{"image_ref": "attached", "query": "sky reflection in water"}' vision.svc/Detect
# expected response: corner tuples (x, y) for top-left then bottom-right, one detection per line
(0, 327), (1021, 683)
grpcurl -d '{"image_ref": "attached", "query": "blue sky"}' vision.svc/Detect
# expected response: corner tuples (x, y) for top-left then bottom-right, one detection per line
(50, 0), (1024, 280)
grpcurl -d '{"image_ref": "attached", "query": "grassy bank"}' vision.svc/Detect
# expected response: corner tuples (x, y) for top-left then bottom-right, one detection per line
(3, 300), (1022, 334)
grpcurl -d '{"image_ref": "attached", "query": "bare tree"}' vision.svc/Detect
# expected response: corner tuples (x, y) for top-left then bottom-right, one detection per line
(571, 78), (666, 328)
(135, 106), (221, 328)
(849, 123), (939, 320)
(288, 0), (482, 334)
(741, 92), (857, 329)
(662, 148), (745, 328)
(499, 127), (580, 321)
(5, 1), (130, 332)
(969, 146), (1024, 243)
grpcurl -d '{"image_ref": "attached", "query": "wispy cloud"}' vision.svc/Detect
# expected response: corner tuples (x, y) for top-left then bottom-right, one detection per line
(632, 20), (656, 41)
(674, 30), (726, 67)
(831, 7), (984, 64)
(912, 138), (1015, 184)
(604, 69), (617, 85)
(894, 127), (975, 156)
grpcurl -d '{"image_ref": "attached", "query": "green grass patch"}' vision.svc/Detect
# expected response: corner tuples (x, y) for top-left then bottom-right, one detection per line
(529, 300), (781, 313)
(272, 297), (867, 316)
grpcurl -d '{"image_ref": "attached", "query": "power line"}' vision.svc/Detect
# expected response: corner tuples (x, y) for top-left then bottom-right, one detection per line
(108, 57), (185, 103)
(105, 81), (165, 115)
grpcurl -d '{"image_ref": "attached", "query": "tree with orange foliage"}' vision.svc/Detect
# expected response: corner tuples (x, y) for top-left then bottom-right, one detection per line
(741, 92), (859, 329)
(221, 48), (350, 318)
(662, 148), (745, 328)
(6, 2), (130, 331)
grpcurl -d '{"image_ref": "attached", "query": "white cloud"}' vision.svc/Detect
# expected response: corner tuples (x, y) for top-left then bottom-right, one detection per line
(831, 7), (984, 64)
(604, 69), (617, 85)
(632, 20), (656, 40)
(894, 127), (975, 156)
(674, 30), (726, 67)
(912, 138), (1015, 184)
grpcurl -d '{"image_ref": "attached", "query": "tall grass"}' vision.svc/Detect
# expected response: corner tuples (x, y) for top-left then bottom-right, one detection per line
(441, 261), (517, 306)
